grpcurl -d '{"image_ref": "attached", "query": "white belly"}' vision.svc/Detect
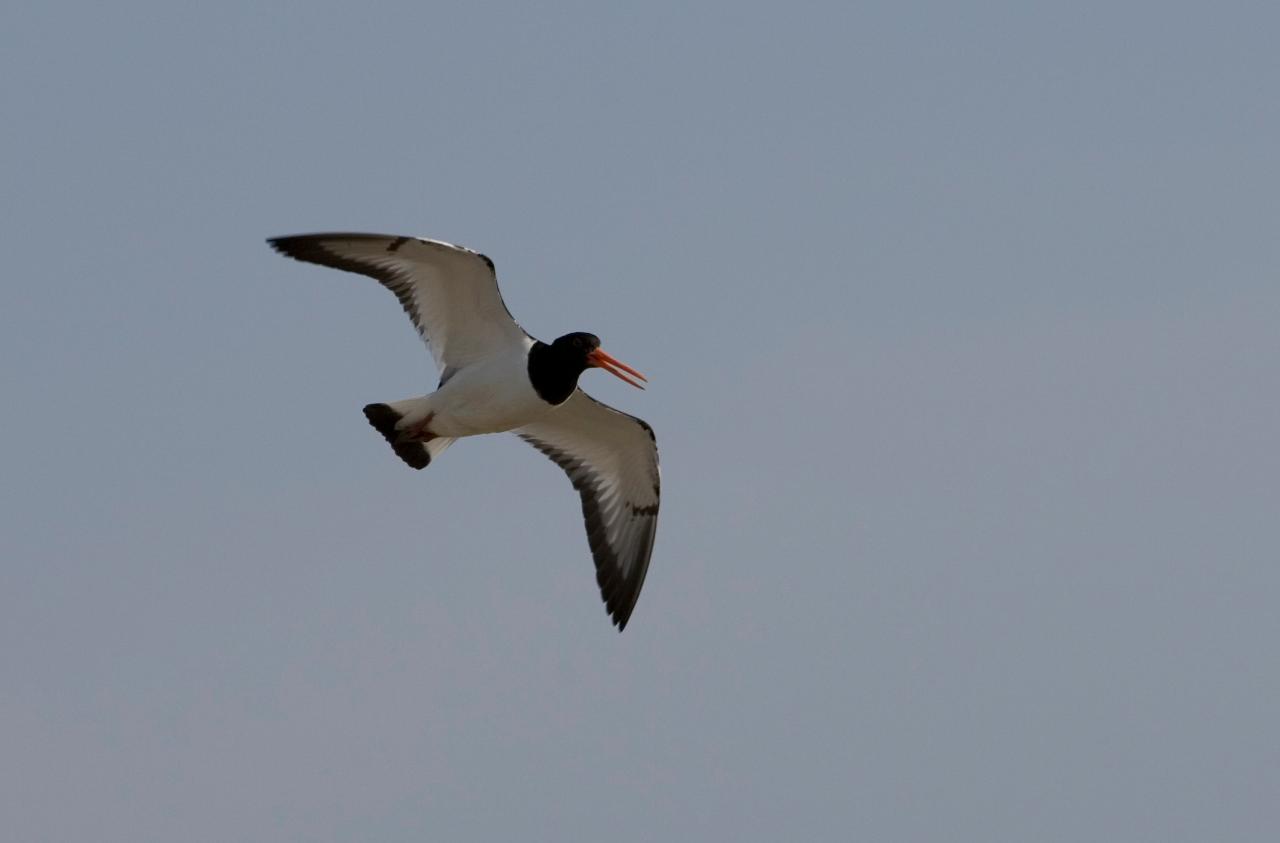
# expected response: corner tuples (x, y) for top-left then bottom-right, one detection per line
(426, 349), (552, 438)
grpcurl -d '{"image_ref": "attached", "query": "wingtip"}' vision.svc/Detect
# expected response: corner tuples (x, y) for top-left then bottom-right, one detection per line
(610, 601), (637, 632)
(266, 234), (339, 267)
(265, 235), (296, 258)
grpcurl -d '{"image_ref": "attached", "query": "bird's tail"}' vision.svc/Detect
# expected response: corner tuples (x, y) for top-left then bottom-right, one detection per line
(362, 399), (456, 470)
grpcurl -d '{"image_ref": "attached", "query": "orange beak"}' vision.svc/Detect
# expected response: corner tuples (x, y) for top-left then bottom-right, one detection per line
(587, 348), (648, 390)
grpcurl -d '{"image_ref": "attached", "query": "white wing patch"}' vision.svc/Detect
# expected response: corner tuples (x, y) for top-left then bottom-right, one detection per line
(516, 390), (660, 630)
(268, 233), (528, 372)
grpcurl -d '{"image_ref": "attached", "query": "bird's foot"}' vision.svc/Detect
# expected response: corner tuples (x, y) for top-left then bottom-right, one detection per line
(401, 412), (437, 443)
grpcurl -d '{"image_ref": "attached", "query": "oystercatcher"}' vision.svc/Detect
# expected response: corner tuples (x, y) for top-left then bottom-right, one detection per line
(268, 233), (660, 630)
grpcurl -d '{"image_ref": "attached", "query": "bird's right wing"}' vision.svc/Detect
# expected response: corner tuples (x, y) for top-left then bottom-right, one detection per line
(515, 390), (661, 630)
(267, 233), (528, 372)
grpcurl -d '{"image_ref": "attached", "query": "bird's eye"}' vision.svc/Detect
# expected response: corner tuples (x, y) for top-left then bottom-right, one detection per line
(573, 338), (582, 348)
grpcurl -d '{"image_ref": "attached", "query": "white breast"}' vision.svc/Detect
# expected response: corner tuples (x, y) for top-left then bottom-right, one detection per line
(426, 338), (551, 438)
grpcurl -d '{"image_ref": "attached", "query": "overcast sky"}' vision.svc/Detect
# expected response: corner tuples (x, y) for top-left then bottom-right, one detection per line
(3, 2), (1278, 840)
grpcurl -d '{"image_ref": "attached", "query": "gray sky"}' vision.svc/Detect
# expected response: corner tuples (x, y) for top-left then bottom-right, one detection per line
(3, 2), (1278, 840)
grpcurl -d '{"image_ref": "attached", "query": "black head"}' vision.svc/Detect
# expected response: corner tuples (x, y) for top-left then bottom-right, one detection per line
(550, 332), (602, 366)
(528, 332), (647, 406)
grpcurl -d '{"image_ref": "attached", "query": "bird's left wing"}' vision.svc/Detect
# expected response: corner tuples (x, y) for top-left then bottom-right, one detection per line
(515, 391), (661, 630)
(267, 232), (528, 372)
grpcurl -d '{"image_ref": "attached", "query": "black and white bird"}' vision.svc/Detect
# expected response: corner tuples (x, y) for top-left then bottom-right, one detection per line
(267, 233), (660, 630)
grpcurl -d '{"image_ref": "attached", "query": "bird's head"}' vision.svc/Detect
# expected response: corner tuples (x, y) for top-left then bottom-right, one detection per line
(551, 332), (647, 389)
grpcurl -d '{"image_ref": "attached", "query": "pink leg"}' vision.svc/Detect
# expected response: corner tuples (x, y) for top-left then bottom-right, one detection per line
(403, 412), (437, 443)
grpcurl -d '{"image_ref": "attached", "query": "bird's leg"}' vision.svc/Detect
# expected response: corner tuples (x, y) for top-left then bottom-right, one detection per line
(401, 412), (437, 443)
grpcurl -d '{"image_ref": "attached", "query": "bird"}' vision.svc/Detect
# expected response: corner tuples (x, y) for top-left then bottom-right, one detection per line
(267, 233), (660, 630)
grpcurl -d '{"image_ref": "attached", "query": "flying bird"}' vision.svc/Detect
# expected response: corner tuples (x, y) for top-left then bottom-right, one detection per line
(267, 233), (659, 630)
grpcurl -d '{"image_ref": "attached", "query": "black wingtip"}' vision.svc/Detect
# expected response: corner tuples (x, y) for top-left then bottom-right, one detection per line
(266, 235), (303, 263)
(607, 591), (638, 632)
(363, 403), (430, 470)
(266, 235), (319, 263)
(597, 558), (644, 632)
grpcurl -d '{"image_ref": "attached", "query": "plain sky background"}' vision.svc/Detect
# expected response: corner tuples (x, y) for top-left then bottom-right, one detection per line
(3, 1), (1278, 840)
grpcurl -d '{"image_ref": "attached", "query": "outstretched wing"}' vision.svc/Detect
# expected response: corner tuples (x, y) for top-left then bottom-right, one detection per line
(516, 391), (661, 630)
(267, 232), (528, 372)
